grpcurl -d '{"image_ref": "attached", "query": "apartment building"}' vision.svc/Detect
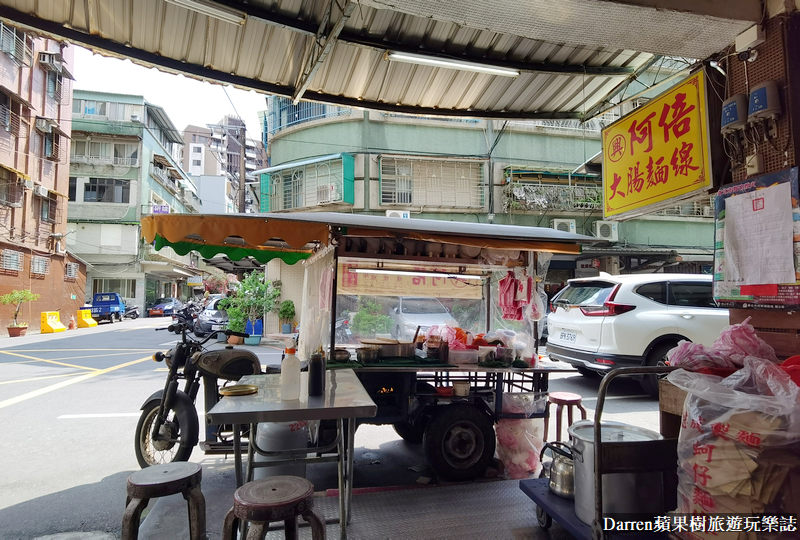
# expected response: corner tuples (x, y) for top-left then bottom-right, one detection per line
(180, 115), (268, 214)
(67, 90), (200, 312)
(0, 23), (88, 333)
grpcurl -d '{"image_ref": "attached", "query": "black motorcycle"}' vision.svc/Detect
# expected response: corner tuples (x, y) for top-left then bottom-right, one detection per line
(171, 302), (201, 334)
(134, 322), (256, 468)
(335, 312), (352, 344)
(124, 302), (140, 319)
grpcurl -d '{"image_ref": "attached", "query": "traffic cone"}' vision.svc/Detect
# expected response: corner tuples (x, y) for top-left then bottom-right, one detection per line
(68, 315), (76, 330)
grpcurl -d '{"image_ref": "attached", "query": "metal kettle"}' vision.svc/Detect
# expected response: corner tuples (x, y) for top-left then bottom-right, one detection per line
(540, 442), (575, 499)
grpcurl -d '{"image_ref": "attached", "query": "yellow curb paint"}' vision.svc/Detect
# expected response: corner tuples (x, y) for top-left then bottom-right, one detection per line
(55, 352), (152, 361)
(0, 350), (98, 371)
(0, 371), (89, 385)
(0, 356), (151, 409)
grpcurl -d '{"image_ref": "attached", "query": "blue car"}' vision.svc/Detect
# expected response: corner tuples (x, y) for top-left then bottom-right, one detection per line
(148, 297), (182, 317)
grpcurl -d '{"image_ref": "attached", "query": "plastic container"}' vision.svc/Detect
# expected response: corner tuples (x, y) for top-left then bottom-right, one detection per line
(280, 346), (301, 401)
(253, 421), (309, 480)
(453, 381), (470, 396)
(449, 349), (479, 364)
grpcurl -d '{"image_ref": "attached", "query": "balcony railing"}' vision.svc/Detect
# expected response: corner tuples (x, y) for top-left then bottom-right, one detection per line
(267, 96), (352, 136)
(113, 156), (140, 167)
(182, 191), (201, 212)
(501, 182), (602, 212)
(150, 167), (179, 193)
(652, 196), (716, 217)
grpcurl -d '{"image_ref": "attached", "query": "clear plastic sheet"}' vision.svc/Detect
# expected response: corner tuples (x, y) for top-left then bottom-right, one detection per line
(298, 246), (334, 361)
(495, 393), (545, 479)
(668, 361), (800, 536)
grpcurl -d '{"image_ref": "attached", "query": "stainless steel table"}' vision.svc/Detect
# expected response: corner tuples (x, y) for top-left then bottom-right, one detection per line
(206, 369), (377, 539)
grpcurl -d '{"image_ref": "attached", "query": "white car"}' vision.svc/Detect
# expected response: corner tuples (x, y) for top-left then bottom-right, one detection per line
(546, 273), (729, 396)
(390, 297), (458, 340)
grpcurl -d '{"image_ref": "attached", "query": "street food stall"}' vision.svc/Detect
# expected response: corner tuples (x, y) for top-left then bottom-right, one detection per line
(141, 211), (598, 480)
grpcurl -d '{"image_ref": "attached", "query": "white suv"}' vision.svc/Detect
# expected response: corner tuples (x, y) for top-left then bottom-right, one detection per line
(546, 274), (729, 396)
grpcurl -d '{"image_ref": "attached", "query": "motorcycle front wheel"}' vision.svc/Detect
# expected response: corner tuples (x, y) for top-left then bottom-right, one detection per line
(134, 398), (199, 468)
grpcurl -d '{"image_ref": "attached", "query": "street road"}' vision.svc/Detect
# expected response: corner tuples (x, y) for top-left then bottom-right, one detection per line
(0, 322), (659, 539)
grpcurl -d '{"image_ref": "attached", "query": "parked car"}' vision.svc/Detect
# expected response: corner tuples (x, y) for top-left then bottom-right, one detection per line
(546, 273), (729, 396)
(148, 297), (183, 317)
(390, 297), (458, 340)
(194, 297), (228, 337)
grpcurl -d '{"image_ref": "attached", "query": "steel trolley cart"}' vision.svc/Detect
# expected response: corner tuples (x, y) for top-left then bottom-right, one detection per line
(519, 366), (678, 540)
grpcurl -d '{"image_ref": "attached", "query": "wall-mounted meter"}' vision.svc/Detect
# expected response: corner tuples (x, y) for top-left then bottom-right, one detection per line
(721, 94), (747, 134)
(748, 81), (781, 121)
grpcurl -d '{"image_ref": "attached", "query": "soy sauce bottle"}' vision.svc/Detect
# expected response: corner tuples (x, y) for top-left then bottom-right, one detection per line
(308, 352), (326, 396)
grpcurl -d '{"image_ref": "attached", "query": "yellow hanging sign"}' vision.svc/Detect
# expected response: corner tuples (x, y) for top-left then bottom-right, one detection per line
(602, 71), (713, 218)
(337, 265), (482, 299)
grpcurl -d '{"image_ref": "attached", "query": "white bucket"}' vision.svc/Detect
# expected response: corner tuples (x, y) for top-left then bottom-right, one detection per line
(253, 421), (309, 480)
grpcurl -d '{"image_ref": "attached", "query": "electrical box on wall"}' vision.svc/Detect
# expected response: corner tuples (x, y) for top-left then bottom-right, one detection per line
(550, 219), (576, 233)
(748, 81), (781, 121)
(735, 24), (765, 53)
(721, 94), (748, 134)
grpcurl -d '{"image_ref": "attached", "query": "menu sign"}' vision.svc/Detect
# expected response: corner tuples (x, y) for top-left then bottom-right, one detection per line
(602, 70), (713, 218)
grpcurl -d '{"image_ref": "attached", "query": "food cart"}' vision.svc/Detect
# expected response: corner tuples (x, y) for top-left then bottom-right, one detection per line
(142, 211), (597, 481)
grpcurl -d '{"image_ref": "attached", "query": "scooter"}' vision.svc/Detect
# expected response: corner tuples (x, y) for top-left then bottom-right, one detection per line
(171, 303), (201, 334)
(124, 302), (140, 319)
(335, 313), (352, 344)
(134, 322), (257, 468)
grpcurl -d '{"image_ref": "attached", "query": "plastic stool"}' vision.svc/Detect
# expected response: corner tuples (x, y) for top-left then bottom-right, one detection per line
(122, 462), (205, 540)
(544, 391), (588, 443)
(222, 476), (326, 540)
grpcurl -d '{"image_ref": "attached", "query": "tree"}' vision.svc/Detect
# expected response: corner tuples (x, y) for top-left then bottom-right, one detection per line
(204, 270), (228, 294)
(220, 271), (281, 330)
(0, 290), (41, 327)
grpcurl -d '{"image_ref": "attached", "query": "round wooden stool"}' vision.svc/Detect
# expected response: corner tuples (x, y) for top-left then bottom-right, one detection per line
(122, 462), (205, 540)
(222, 476), (326, 540)
(544, 391), (588, 443)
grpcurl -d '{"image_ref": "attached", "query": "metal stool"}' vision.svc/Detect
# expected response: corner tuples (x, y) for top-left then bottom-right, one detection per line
(544, 391), (588, 442)
(222, 476), (326, 540)
(122, 462), (205, 540)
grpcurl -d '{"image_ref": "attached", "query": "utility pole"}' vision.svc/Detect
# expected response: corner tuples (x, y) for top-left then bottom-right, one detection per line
(238, 126), (247, 213)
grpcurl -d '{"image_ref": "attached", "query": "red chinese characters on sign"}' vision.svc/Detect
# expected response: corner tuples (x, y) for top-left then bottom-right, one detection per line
(628, 112), (656, 155)
(627, 162), (645, 194)
(693, 463), (711, 487)
(610, 173), (625, 200)
(609, 134), (626, 162)
(671, 142), (700, 177)
(659, 93), (696, 143)
(646, 156), (668, 188)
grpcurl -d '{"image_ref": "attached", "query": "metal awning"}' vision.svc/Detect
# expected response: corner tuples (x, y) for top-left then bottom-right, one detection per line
(0, 163), (30, 181)
(141, 211), (600, 265)
(0, 1), (759, 120)
(253, 153), (344, 176)
(0, 84), (33, 110)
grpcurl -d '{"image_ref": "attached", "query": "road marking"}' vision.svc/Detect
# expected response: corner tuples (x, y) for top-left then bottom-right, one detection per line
(58, 413), (140, 419)
(581, 394), (650, 402)
(0, 350), (98, 371)
(57, 351), (153, 360)
(0, 372), (88, 385)
(155, 368), (169, 371)
(0, 360), (39, 365)
(0, 356), (151, 410)
(7, 349), (154, 352)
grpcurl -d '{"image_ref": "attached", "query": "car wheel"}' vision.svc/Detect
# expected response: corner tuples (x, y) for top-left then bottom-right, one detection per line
(640, 342), (675, 397)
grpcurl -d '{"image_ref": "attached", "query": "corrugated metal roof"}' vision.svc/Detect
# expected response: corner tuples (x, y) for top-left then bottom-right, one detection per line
(0, 1), (756, 119)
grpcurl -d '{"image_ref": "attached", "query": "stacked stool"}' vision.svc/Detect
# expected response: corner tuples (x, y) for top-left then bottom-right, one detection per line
(543, 391), (588, 442)
(222, 476), (326, 540)
(121, 462), (206, 540)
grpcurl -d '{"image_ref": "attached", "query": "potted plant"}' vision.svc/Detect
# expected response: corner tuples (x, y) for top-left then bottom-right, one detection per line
(278, 300), (295, 334)
(222, 305), (246, 345)
(0, 289), (41, 337)
(238, 271), (281, 345)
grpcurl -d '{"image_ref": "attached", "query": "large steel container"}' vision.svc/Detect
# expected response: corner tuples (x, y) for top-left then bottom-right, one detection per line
(568, 420), (665, 525)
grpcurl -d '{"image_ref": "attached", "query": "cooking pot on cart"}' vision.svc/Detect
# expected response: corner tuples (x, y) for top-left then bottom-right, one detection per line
(568, 419), (667, 525)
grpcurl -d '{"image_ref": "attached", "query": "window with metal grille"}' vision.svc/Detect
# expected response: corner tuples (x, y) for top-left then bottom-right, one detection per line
(84, 178), (130, 203)
(46, 70), (63, 102)
(0, 168), (22, 207)
(380, 157), (484, 208)
(31, 255), (49, 275)
(65, 262), (79, 279)
(0, 22), (32, 66)
(43, 132), (61, 161)
(1, 249), (22, 271)
(41, 193), (58, 224)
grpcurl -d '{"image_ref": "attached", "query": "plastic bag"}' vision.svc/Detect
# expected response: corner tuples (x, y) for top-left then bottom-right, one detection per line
(667, 340), (738, 370)
(668, 361), (800, 531)
(712, 316), (779, 366)
(495, 394), (544, 479)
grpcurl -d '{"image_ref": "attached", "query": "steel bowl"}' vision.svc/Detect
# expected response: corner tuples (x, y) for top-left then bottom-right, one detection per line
(356, 347), (379, 363)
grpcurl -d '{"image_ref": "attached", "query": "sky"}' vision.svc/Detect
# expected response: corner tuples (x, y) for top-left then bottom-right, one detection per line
(71, 46), (270, 140)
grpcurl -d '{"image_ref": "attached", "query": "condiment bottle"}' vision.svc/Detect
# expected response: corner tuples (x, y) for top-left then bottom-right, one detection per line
(308, 352), (326, 396)
(280, 342), (301, 401)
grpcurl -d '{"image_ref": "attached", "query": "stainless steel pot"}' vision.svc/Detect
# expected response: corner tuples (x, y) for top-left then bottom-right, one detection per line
(540, 442), (574, 499)
(568, 420), (665, 525)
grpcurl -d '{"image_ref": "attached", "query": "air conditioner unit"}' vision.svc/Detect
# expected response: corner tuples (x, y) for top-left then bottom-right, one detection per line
(38, 52), (62, 71)
(385, 210), (410, 219)
(34, 117), (52, 133)
(22, 179), (33, 190)
(550, 219), (576, 233)
(593, 220), (619, 242)
(34, 185), (49, 198)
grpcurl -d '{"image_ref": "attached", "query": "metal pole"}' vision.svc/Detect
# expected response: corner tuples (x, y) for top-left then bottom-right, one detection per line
(329, 237), (340, 361)
(238, 127), (247, 213)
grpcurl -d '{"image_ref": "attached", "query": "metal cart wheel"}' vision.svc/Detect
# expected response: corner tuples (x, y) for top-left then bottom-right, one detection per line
(535, 465), (552, 528)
